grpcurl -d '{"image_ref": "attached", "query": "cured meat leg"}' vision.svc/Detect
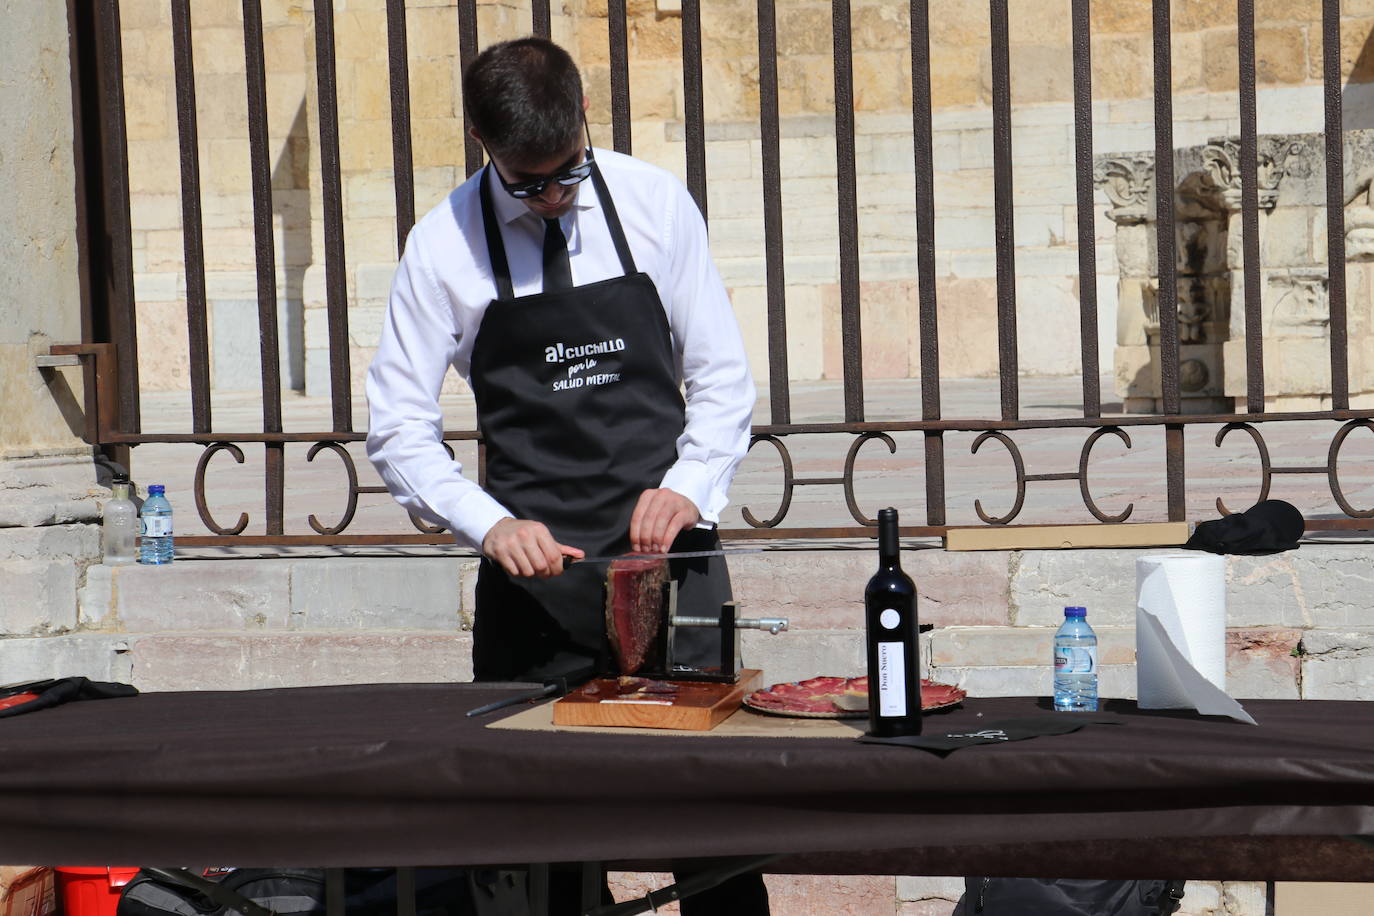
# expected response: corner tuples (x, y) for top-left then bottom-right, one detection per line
(605, 557), (668, 674)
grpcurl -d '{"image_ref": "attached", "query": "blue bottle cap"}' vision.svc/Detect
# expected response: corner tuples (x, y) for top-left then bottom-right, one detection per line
(148, 484), (165, 495)
(1064, 606), (1087, 617)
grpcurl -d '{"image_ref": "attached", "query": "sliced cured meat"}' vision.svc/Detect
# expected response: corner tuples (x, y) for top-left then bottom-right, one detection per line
(921, 680), (965, 707)
(605, 557), (668, 674)
(616, 676), (678, 695)
(743, 675), (966, 718)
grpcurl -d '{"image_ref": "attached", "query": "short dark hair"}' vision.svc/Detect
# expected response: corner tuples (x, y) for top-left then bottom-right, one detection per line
(463, 38), (584, 166)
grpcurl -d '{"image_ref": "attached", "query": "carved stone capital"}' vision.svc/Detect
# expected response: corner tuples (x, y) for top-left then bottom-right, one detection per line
(1344, 167), (1374, 260)
(1094, 154), (1154, 225)
(1268, 271), (1330, 337)
(1201, 136), (1311, 212)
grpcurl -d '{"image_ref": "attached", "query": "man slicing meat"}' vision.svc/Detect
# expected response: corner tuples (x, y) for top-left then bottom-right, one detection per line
(365, 37), (765, 913)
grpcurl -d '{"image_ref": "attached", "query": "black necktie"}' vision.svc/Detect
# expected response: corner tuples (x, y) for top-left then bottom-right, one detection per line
(542, 217), (573, 292)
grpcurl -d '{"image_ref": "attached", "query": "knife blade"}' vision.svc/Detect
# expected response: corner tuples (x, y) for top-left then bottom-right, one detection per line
(566, 547), (764, 565)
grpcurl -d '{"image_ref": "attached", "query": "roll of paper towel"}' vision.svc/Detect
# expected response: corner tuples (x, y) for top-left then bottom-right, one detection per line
(1135, 554), (1256, 725)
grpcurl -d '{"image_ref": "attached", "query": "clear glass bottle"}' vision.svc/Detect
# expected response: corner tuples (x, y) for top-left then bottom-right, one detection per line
(1053, 606), (1098, 712)
(138, 484), (174, 565)
(102, 477), (137, 566)
(864, 507), (922, 737)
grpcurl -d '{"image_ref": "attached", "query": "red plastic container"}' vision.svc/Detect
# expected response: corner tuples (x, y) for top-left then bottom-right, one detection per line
(51, 869), (139, 916)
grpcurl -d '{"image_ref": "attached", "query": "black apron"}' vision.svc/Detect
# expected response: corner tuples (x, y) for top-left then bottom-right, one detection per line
(469, 163), (731, 682)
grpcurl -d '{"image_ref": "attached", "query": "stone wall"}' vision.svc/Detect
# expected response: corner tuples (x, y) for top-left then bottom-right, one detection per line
(21, 544), (1367, 704)
(111, 1), (1374, 396)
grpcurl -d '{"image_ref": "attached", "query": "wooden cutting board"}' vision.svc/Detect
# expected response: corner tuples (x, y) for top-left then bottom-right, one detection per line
(552, 669), (762, 731)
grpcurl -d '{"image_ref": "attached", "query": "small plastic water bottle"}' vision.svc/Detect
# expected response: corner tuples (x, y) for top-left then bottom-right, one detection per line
(138, 484), (174, 565)
(1053, 605), (1097, 712)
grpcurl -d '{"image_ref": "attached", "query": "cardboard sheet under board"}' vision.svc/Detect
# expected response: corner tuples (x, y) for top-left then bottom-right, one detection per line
(490, 697), (867, 739)
(945, 521), (1191, 552)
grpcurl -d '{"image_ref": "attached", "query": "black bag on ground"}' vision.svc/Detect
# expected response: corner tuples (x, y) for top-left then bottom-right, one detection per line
(117, 867), (513, 916)
(117, 869), (326, 916)
(954, 878), (1186, 916)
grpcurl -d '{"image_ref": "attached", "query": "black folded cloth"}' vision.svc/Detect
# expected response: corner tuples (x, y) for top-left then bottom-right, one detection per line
(0, 677), (138, 718)
(858, 716), (1116, 754)
(1185, 499), (1304, 555)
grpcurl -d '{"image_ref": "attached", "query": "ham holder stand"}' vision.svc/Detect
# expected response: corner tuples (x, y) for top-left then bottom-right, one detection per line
(553, 560), (789, 730)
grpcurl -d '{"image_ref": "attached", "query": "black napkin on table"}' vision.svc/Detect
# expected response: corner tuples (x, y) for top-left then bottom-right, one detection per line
(857, 716), (1116, 754)
(0, 677), (139, 719)
(1185, 499), (1304, 555)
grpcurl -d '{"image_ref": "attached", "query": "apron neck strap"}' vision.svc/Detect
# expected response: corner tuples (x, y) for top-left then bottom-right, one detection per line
(478, 166), (515, 301)
(589, 161), (638, 277)
(477, 159), (638, 301)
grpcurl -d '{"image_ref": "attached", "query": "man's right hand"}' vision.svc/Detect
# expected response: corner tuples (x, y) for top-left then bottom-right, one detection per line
(482, 518), (583, 578)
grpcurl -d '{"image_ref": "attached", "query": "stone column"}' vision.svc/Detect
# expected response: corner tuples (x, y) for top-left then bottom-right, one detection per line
(1212, 135), (1326, 410)
(1094, 153), (1160, 413)
(1340, 136), (1374, 406)
(0, 5), (104, 645)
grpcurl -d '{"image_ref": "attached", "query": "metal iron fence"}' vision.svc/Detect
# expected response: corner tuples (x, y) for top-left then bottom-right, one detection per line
(58, 0), (1374, 545)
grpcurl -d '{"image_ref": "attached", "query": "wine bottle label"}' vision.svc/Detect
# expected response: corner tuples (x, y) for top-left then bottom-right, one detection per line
(879, 608), (900, 629)
(877, 641), (907, 716)
(142, 517), (173, 537)
(1054, 646), (1097, 674)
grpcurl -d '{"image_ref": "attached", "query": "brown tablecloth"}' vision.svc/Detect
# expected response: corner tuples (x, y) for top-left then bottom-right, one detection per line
(1, 684), (1372, 878)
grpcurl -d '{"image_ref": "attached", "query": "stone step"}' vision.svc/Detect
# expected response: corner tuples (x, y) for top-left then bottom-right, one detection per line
(1, 546), (1367, 699)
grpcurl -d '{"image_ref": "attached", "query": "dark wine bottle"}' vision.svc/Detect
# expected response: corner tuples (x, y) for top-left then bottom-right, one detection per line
(865, 506), (922, 737)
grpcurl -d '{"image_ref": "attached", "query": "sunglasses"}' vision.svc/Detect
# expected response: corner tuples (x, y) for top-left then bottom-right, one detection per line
(492, 116), (595, 200)
(496, 152), (594, 199)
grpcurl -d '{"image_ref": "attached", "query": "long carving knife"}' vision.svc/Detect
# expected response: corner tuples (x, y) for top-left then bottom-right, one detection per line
(566, 547), (765, 565)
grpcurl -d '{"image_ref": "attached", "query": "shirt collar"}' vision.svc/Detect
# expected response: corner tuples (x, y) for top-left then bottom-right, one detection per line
(485, 159), (598, 227)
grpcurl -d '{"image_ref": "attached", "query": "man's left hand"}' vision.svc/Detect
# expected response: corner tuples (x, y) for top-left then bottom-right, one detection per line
(630, 488), (701, 554)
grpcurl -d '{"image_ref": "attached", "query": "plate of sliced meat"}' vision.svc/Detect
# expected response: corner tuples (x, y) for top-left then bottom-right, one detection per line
(743, 675), (966, 719)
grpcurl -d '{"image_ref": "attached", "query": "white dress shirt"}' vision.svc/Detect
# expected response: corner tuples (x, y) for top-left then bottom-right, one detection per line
(365, 148), (756, 551)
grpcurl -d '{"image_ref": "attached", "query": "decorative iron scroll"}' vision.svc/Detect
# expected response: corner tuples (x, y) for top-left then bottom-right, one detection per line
(194, 443), (249, 536)
(305, 441), (359, 535)
(741, 432), (897, 529)
(162, 417), (1374, 544)
(1213, 419), (1374, 518)
(310, 440), (455, 535)
(971, 426), (1133, 526)
(1329, 420), (1374, 518)
(1213, 422), (1272, 515)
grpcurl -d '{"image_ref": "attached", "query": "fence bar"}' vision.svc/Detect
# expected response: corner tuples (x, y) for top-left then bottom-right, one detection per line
(1323, 0), (1350, 410)
(386, 0), (416, 254)
(458, 0), (482, 179)
(1070, 0), (1099, 418)
(91, 0), (141, 435)
(313, 0), (353, 433)
(1152, 0), (1180, 417)
(66, 0), (95, 351)
(833, 0), (864, 422)
(681, 0), (707, 218)
(911, 0), (944, 524)
(989, 0), (1018, 422)
(608, 0), (631, 154)
(1237, 0), (1264, 413)
(532, 0), (551, 39)
(1166, 423), (1185, 521)
(756, 0), (790, 425)
(241, 0), (283, 435)
(170, 0), (211, 433)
